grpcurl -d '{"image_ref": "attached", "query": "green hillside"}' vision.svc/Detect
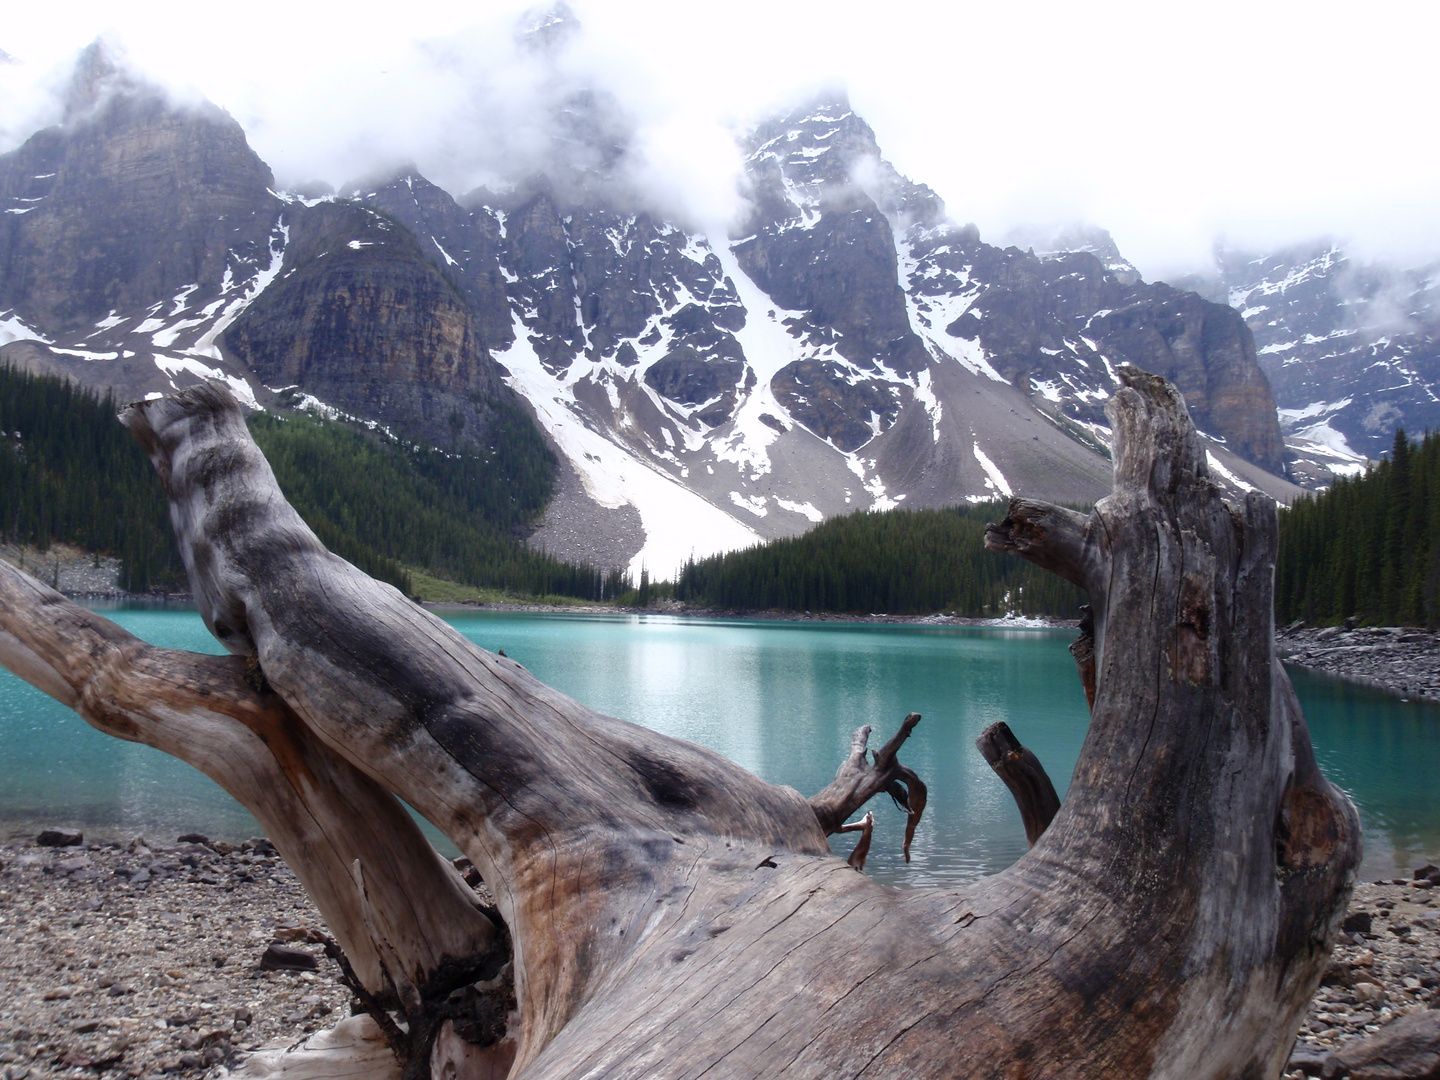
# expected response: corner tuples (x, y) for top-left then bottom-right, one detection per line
(0, 366), (628, 600)
(0, 366), (186, 591)
(672, 504), (1088, 618)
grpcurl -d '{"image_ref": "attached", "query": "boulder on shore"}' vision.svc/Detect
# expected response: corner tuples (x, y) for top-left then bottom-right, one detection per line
(35, 828), (83, 847)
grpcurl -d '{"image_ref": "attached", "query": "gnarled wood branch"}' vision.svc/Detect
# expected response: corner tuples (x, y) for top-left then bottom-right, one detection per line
(975, 721), (1061, 846)
(983, 498), (1102, 593)
(0, 366), (1361, 1079)
(807, 713), (927, 861)
(0, 562), (507, 1071)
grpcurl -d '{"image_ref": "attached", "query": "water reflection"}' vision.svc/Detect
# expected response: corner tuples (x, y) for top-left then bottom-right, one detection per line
(1290, 665), (1440, 881)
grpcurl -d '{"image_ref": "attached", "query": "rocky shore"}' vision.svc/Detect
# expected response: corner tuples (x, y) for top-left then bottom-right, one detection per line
(1, 835), (357, 1080)
(0, 545), (124, 601)
(1284, 873), (1440, 1078)
(3, 832), (1438, 1080)
(1278, 624), (1440, 704)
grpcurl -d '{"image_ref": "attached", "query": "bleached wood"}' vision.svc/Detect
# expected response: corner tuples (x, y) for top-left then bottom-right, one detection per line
(0, 562), (499, 1003)
(0, 365), (1360, 1080)
(228, 1016), (400, 1080)
(807, 713), (926, 861)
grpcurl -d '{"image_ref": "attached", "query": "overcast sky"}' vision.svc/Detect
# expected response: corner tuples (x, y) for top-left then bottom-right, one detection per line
(2, 0), (1436, 279)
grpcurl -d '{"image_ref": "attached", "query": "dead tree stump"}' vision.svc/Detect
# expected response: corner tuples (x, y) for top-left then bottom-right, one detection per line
(0, 366), (1359, 1079)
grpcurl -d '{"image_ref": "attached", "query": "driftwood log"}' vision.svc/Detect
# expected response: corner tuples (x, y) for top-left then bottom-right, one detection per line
(0, 365), (1360, 1079)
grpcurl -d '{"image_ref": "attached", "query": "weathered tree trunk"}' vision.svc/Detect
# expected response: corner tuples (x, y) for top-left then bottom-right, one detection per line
(0, 366), (1359, 1079)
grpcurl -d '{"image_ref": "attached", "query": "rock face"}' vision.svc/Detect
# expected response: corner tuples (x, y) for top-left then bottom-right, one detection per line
(360, 173), (514, 353)
(223, 200), (509, 450)
(0, 45), (534, 465)
(1086, 283), (1285, 469)
(735, 104), (930, 451)
(0, 44), (275, 336)
(1174, 244), (1440, 463)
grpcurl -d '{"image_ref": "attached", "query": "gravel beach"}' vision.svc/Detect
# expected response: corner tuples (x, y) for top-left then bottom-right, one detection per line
(1, 836), (363, 1080)
(2, 834), (1438, 1080)
(1283, 874), (1440, 1077)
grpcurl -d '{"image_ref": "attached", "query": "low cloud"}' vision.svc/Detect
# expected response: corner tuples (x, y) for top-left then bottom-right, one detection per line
(2, 0), (1439, 277)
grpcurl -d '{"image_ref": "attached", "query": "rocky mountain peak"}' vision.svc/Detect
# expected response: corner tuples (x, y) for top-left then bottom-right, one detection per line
(0, 50), (276, 337)
(516, 2), (583, 54)
(745, 94), (879, 188)
(61, 39), (134, 124)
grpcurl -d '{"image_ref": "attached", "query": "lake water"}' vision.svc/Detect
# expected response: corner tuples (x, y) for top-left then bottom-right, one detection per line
(1, 607), (1435, 886)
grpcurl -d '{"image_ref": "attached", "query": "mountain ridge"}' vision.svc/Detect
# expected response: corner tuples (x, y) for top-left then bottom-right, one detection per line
(0, 44), (1318, 578)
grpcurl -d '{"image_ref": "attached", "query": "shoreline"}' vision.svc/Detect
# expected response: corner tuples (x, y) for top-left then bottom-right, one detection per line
(54, 583), (1085, 630)
(419, 600), (1080, 629)
(1277, 625), (1440, 706)
(40, 581), (1440, 701)
(2, 835), (1435, 1080)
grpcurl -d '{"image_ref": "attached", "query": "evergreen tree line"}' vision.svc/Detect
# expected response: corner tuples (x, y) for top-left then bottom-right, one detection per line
(0, 366), (180, 592)
(673, 504), (1089, 618)
(0, 366), (631, 600)
(1276, 429), (1440, 627)
(246, 412), (630, 600)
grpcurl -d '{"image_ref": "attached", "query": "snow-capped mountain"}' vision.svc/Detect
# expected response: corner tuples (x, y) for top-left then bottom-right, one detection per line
(335, 95), (1306, 574)
(1174, 245), (1440, 467)
(0, 39), (1309, 579)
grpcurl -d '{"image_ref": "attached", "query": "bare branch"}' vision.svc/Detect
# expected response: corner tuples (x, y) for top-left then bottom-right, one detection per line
(975, 721), (1061, 847)
(984, 498), (1102, 594)
(808, 713), (925, 841)
(837, 812), (874, 871)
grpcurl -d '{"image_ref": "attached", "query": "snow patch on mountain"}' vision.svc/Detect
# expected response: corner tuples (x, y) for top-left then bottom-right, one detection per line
(1205, 451), (1257, 494)
(972, 442), (1012, 497)
(709, 243), (803, 477)
(189, 219), (289, 362)
(498, 315), (762, 579)
(0, 311), (51, 347)
(154, 356), (258, 407)
(775, 497), (824, 523)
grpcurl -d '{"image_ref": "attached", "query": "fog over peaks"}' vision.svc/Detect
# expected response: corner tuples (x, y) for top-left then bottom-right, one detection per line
(2, 0), (1439, 278)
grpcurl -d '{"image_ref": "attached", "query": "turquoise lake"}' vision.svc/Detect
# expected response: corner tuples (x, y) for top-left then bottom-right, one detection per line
(0, 607), (1435, 886)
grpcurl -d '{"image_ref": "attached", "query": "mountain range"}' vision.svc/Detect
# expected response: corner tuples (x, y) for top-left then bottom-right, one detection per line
(1174, 246), (1440, 462)
(1, 26), (1420, 578)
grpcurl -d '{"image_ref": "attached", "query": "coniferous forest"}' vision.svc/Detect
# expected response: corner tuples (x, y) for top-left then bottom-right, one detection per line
(10, 361), (1437, 625)
(0, 366), (180, 592)
(1275, 429), (1440, 628)
(0, 367), (630, 600)
(673, 505), (1089, 618)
